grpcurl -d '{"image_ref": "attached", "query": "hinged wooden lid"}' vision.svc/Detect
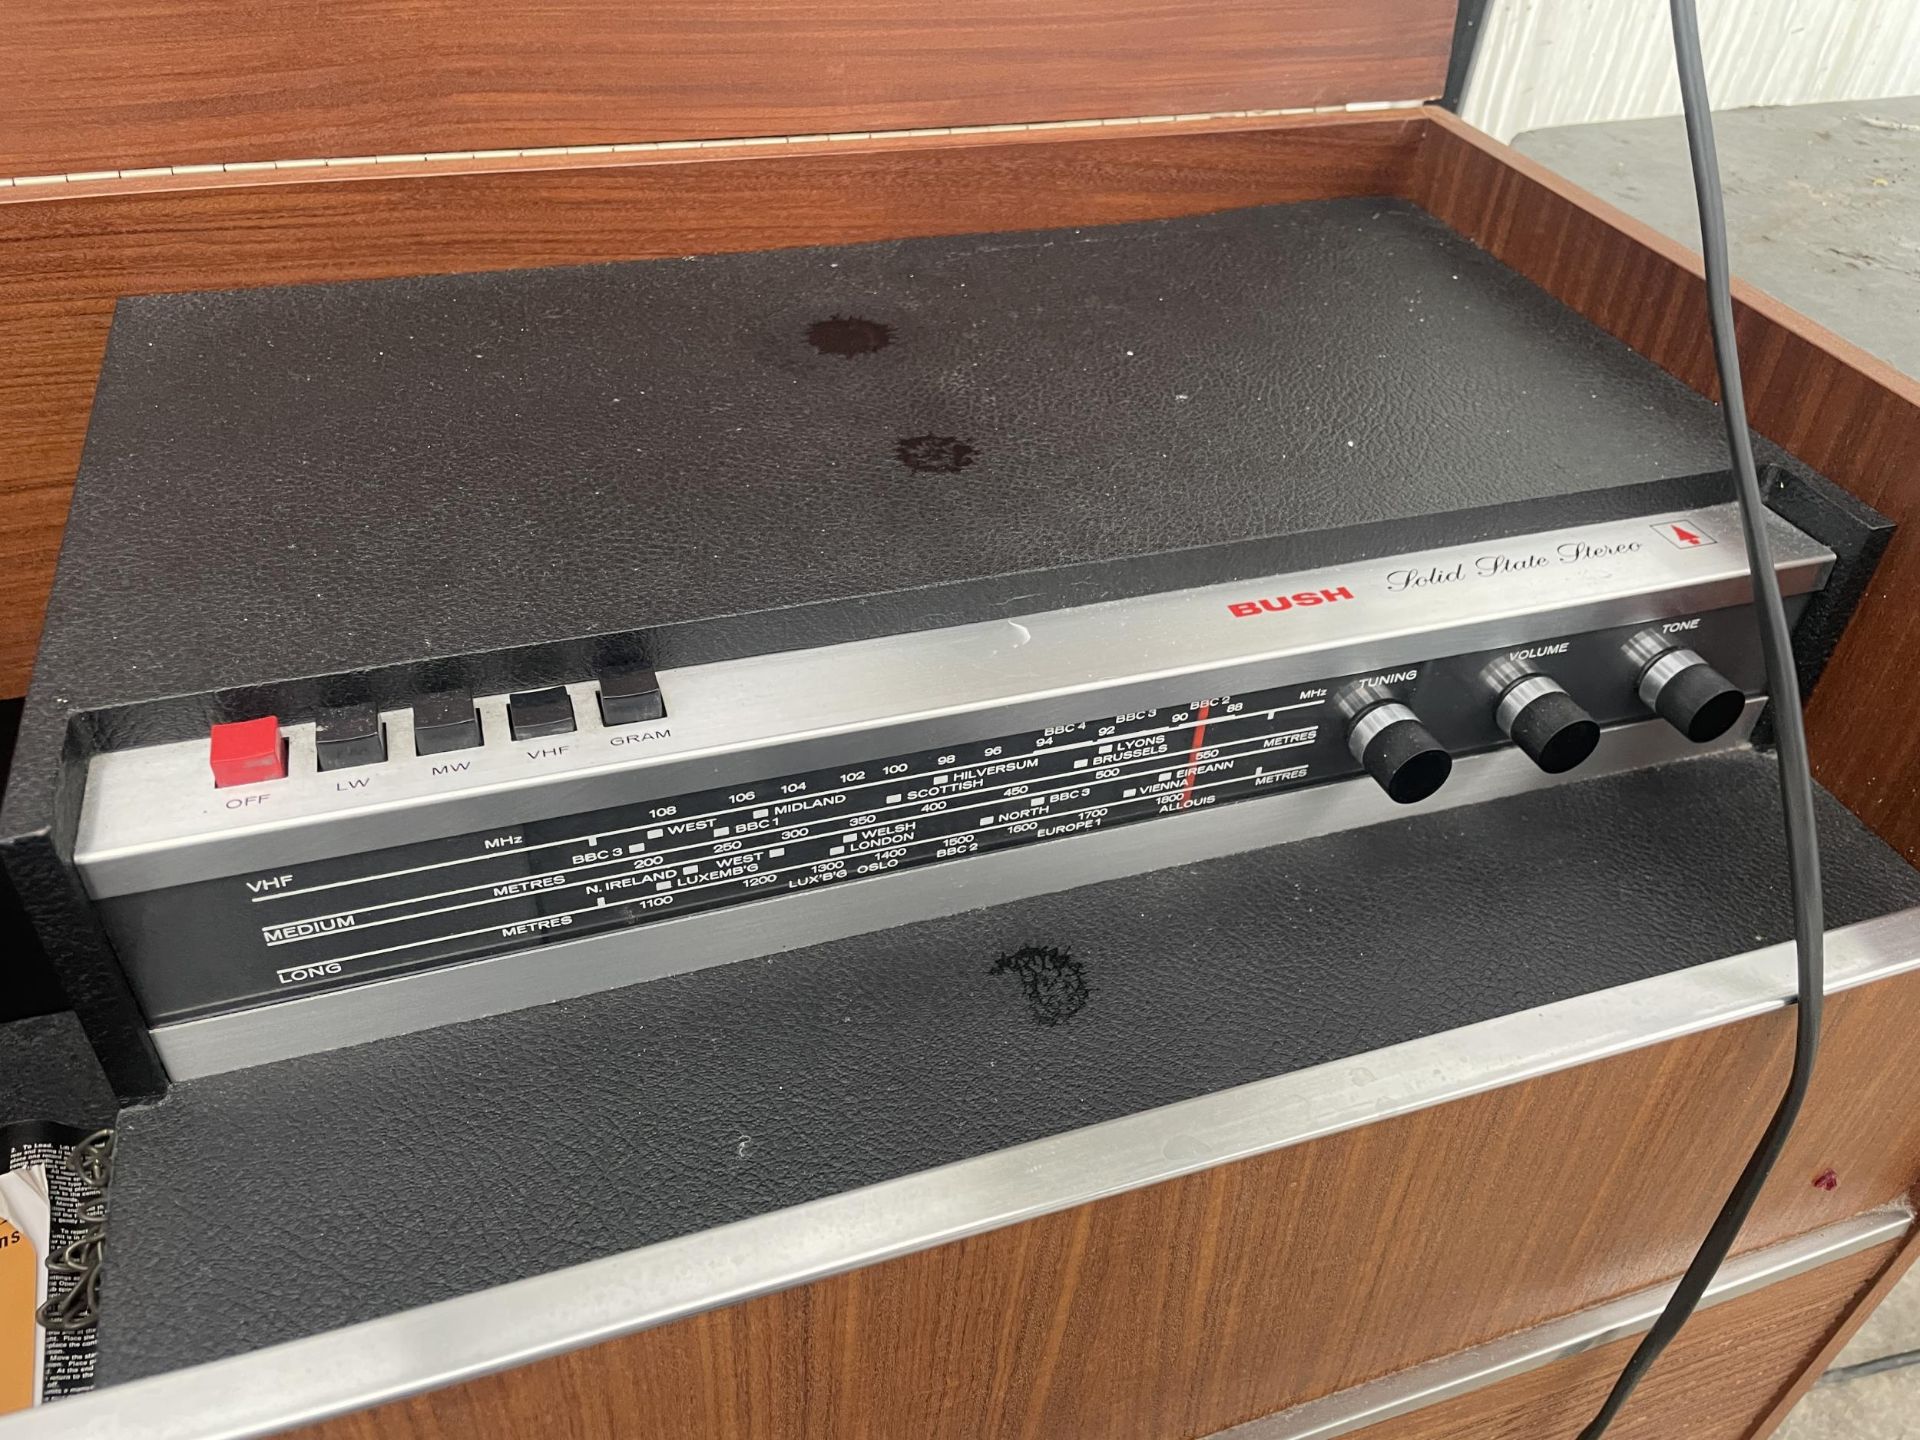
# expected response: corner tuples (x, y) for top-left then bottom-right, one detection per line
(6, 0), (1458, 180)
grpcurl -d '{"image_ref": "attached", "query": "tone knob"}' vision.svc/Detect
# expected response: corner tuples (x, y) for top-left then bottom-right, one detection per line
(1624, 631), (1746, 742)
(1341, 689), (1452, 804)
(1486, 663), (1600, 775)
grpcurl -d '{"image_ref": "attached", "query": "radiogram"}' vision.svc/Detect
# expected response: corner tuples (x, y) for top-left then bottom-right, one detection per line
(0, 197), (1888, 1092)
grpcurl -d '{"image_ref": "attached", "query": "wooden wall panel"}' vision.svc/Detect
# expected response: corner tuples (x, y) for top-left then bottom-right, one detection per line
(280, 971), (1920, 1440)
(1408, 110), (1920, 861)
(1, 0), (1452, 178)
(1351, 1238), (1898, 1440)
(0, 115), (1418, 697)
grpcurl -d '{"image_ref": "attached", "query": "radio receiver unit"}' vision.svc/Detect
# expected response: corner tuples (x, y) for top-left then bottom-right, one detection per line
(0, 197), (1888, 1092)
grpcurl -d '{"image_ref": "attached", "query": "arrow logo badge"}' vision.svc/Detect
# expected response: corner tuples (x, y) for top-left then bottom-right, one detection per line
(1652, 519), (1717, 549)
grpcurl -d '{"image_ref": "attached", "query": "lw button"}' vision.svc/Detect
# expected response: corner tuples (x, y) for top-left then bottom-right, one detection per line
(597, 663), (666, 726)
(209, 717), (286, 787)
(508, 687), (576, 741)
(315, 703), (387, 771)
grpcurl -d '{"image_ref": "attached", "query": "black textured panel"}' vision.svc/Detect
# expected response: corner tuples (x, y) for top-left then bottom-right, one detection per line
(0, 1013), (117, 1130)
(0, 696), (67, 1024)
(27, 197), (1765, 744)
(96, 754), (1920, 1382)
(1753, 462), (1896, 745)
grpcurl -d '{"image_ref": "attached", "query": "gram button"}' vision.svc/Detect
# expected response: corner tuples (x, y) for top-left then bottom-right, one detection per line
(597, 663), (666, 726)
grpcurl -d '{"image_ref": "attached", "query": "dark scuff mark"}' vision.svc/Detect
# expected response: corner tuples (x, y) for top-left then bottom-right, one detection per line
(806, 315), (892, 357)
(991, 945), (1089, 1028)
(896, 435), (977, 474)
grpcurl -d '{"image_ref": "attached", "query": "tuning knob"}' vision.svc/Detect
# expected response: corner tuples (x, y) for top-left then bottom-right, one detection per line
(1341, 687), (1451, 804)
(1485, 662), (1600, 774)
(1624, 631), (1746, 742)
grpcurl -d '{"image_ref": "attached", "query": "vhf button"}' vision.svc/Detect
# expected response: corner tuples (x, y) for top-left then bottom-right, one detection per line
(1624, 631), (1745, 742)
(413, 690), (482, 755)
(508, 686), (576, 741)
(315, 703), (386, 771)
(597, 663), (666, 726)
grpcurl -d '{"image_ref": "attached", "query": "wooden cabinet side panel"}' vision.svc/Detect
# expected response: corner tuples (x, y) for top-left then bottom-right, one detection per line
(1346, 1238), (1899, 1440)
(1408, 110), (1920, 862)
(1748, 1220), (1920, 1438)
(282, 973), (1920, 1440)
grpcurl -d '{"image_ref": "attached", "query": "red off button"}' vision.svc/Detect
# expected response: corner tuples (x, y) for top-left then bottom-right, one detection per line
(210, 716), (286, 787)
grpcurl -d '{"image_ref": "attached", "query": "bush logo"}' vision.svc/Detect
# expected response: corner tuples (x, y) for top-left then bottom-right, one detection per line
(1227, 586), (1355, 619)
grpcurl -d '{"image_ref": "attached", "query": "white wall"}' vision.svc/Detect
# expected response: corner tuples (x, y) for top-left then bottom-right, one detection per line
(1460, 0), (1920, 142)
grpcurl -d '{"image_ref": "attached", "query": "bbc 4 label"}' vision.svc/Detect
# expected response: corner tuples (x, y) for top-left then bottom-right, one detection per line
(1652, 518), (1716, 549)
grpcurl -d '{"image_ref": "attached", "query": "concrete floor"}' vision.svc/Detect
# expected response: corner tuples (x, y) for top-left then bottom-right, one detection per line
(1515, 94), (1920, 1440)
(1516, 96), (1920, 376)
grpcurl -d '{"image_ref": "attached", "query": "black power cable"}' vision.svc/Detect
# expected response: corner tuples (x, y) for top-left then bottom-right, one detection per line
(1576, 3), (1827, 1435)
(1820, 1348), (1920, 1387)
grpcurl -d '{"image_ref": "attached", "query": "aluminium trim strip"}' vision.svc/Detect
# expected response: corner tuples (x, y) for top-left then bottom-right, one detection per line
(12, 903), (1920, 1440)
(0, 102), (1429, 190)
(1209, 1205), (1913, 1440)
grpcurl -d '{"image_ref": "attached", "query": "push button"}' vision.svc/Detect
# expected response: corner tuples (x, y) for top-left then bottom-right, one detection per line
(315, 702), (386, 771)
(597, 663), (666, 726)
(508, 686), (576, 740)
(413, 690), (482, 755)
(209, 716), (285, 787)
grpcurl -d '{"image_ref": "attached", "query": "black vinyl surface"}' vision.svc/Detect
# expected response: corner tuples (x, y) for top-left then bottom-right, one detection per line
(0, 1012), (116, 1131)
(0, 697), (66, 1024)
(11, 196), (1779, 772)
(96, 753), (1920, 1382)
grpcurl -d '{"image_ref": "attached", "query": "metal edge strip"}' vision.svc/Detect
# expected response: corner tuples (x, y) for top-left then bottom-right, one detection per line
(16, 901), (1920, 1440)
(1209, 1205), (1914, 1440)
(151, 702), (1762, 1078)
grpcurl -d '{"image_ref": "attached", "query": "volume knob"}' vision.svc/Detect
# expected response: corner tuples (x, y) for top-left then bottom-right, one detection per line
(1625, 632), (1746, 743)
(1345, 699), (1452, 804)
(1492, 671), (1600, 775)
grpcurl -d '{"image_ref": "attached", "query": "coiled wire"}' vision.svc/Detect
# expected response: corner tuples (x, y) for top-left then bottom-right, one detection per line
(37, 1128), (113, 1333)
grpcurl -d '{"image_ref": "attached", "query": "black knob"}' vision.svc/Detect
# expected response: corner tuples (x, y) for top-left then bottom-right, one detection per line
(1627, 634), (1745, 742)
(1347, 701), (1452, 804)
(1494, 674), (1600, 774)
(1649, 658), (1746, 742)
